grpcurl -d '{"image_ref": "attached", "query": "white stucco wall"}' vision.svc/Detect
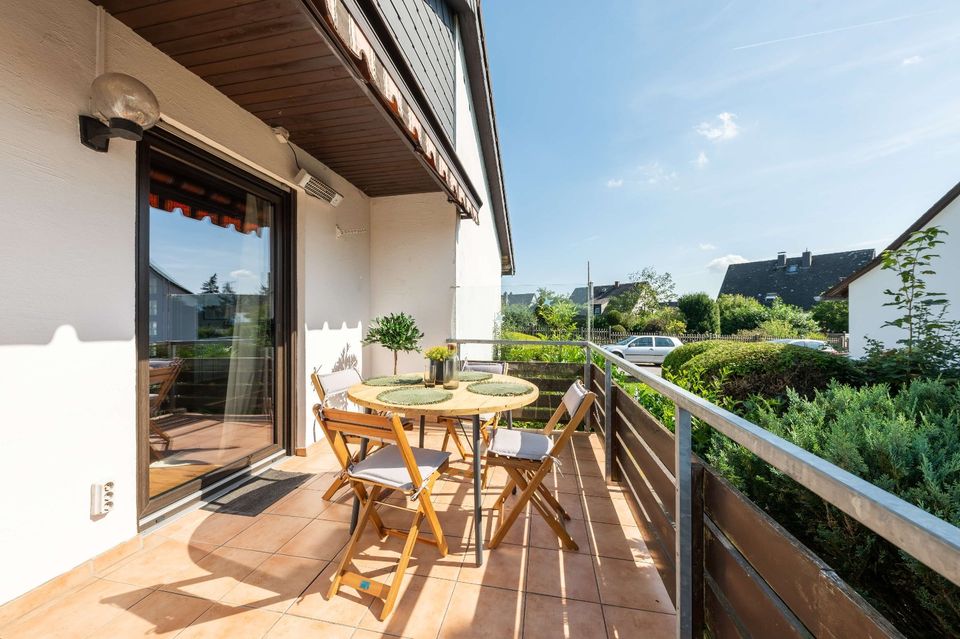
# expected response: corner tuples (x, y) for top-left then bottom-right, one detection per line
(0, 0), (371, 604)
(368, 193), (457, 376)
(848, 196), (960, 358)
(452, 23), (502, 362)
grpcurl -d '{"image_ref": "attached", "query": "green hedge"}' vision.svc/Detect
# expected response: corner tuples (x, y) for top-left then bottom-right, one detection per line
(676, 341), (861, 400)
(709, 379), (960, 637)
(662, 340), (726, 374)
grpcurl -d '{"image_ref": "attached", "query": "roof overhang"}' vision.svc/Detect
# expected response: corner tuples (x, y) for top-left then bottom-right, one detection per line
(824, 179), (960, 298)
(97, 0), (481, 219)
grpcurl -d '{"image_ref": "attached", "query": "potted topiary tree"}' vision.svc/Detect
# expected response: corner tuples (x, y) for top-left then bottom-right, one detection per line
(363, 312), (424, 374)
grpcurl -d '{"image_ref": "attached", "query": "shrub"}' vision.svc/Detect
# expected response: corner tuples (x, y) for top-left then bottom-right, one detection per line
(765, 298), (820, 336)
(603, 309), (623, 328)
(811, 300), (848, 333)
(662, 340), (727, 375)
(679, 341), (861, 400)
(678, 292), (720, 334)
(501, 304), (536, 333)
(707, 379), (960, 636)
(637, 306), (686, 334)
(757, 318), (798, 338)
(609, 324), (627, 334)
(718, 294), (767, 334)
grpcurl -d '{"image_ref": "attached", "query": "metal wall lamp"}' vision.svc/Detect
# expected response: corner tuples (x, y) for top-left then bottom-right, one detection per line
(79, 72), (160, 152)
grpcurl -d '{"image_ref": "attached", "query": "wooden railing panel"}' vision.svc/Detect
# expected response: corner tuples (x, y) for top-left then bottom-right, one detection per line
(613, 386), (675, 474)
(704, 469), (902, 639)
(615, 424), (675, 520)
(704, 518), (812, 638)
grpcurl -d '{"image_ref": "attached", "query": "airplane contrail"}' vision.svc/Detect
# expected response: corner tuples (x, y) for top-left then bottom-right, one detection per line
(733, 10), (940, 51)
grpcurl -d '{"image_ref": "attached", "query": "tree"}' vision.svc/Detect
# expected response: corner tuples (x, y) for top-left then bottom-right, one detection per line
(637, 306), (686, 334)
(717, 294), (767, 334)
(532, 288), (567, 325)
(766, 298), (819, 336)
(539, 297), (579, 337)
(221, 281), (236, 295)
(501, 304), (536, 333)
(811, 300), (848, 333)
(604, 286), (642, 315)
(201, 273), (220, 294)
(363, 312), (424, 374)
(628, 266), (677, 314)
(678, 292), (720, 334)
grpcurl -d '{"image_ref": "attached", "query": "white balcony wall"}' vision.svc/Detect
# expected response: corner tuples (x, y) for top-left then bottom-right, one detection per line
(453, 22), (502, 362)
(0, 0), (371, 604)
(847, 198), (960, 358)
(368, 193), (457, 376)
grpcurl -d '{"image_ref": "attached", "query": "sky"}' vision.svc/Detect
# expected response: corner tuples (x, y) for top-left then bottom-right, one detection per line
(484, 1), (960, 298)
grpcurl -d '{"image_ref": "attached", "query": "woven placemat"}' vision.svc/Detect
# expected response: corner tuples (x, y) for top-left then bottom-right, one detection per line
(364, 374), (424, 387)
(466, 381), (533, 396)
(376, 387), (452, 405)
(458, 371), (493, 382)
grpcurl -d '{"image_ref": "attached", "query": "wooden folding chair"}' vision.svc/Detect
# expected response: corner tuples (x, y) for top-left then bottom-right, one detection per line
(438, 361), (509, 482)
(485, 380), (596, 551)
(313, 405), (450, 620)
(148, 359), (183, 453)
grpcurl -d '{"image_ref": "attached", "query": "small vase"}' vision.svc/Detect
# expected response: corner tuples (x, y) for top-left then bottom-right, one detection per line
(424, 359), (443, 387)
(442, 356), (459, 389)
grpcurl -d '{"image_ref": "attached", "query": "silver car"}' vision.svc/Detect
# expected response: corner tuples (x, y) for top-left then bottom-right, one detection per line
(769, 338), (837, 353)
(603, 335), (683, 364)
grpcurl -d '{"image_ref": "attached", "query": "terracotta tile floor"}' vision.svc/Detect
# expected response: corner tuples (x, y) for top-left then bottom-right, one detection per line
(1, 428), (674, 638)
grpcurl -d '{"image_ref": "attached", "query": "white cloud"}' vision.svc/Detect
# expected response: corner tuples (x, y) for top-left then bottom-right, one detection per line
(696, 112), (739, 142)
(230, 268), (255, 280)
(901, 55), (923, 66)
(606, 178), (624, 188)
(706, 254), (748, 272)
(638, 161), (678, 185)
(693, 151), (710, 168)
(698, 243), (717, 251)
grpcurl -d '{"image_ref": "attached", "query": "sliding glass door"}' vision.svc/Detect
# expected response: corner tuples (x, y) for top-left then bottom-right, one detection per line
(137, 131), (292, 516)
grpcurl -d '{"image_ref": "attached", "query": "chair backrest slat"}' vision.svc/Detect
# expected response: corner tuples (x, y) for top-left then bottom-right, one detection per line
(314, 405), (425, 489)
(462, 361), (509, 375)
(542, 380), (596, 457)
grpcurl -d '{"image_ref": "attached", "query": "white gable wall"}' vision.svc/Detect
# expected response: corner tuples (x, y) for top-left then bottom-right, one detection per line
(452, 21), (502, 362)
(848, 196), (960, 358)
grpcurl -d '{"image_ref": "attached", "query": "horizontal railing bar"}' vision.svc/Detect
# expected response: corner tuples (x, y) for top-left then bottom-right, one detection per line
(449, 337), (960, 587)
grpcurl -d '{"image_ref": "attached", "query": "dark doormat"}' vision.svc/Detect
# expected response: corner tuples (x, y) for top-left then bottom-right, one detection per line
(202, 469), (311, 517)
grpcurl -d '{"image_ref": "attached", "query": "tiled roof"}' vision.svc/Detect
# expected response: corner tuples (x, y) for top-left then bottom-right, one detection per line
(719, 250), (875, 309)
(569, 283), (638, 305)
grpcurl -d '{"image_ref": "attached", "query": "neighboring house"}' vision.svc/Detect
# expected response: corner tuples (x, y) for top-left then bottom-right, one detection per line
(0, 0), (512, 606)
(570, 281), (639, 316)
(501, 292), (535, 308)
(719, 249), (875, 310)
(826, 181), (960, 358)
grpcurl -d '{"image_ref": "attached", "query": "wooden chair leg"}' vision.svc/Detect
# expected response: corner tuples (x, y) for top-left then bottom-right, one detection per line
(418, 477), (447, 556)
(536, 482), (570, 521)
(379, 509), (424, 620)
(327, 485), (382, 600)
(322, 475), (347, 501)
(509, 468), (578, 550)
(487, 466), (542, 549)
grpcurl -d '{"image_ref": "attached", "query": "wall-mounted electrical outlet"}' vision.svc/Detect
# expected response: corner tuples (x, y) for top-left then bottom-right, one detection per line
(91, 481), (115, 517)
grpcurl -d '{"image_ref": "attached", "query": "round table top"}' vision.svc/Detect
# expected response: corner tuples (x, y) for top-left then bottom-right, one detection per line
(347, 372), (539, 417)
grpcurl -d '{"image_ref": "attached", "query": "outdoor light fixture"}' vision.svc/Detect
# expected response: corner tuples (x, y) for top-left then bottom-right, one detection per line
(79, 72), (160, 152)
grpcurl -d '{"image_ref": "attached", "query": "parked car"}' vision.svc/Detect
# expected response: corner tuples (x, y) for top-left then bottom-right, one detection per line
(603, 335), (683, 364)
(769, 338), (838, 353)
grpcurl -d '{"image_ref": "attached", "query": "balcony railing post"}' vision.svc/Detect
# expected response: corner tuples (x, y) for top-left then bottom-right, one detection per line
(583, 346), (592, 431)
(604, 358), (613, 482)
(675, 406), (693, 638)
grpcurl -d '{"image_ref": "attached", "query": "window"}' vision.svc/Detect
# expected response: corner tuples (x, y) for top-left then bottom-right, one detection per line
(593, 304), (602, 315)
(786, 264), (799, 273)
(635, 337), (653, 347)
(138, 131), (291, 517)
(655, 337), (673, 347)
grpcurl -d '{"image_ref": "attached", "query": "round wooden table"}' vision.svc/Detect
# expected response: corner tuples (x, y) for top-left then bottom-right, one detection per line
(347, 373), (539, 565)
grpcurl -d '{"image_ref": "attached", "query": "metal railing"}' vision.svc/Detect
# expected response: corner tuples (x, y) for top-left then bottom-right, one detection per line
(450, 338), (960, 638)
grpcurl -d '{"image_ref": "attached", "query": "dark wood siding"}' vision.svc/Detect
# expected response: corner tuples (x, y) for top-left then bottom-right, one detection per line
(373, 0), (457, 141)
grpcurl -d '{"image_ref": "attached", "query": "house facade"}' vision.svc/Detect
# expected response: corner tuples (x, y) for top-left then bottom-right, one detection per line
(826, 182), (960, 358)
(0, 0), (511, 607)
(718, 249), (875, 310)
(570, 281), (638, 316)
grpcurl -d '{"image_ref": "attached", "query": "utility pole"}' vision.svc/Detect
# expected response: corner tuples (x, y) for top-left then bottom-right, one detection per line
(586, 261), (594, 342)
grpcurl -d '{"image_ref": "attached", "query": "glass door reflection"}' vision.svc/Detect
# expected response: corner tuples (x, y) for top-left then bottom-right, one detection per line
(145, 148), (280, 499)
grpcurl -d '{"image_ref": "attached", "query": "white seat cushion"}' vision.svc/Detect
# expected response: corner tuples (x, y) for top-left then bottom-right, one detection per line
(349, 445), (450, 491)
(488, 429), (552, 461)
(562, 381), (589, 416)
